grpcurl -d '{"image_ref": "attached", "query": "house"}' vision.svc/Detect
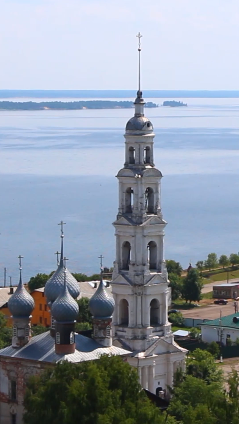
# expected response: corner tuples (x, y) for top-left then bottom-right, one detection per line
(213, 283), (239, 299)
(201, 313), (239, 345)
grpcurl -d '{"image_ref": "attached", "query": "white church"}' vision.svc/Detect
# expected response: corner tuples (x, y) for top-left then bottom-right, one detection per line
(0, 35), (186, 424)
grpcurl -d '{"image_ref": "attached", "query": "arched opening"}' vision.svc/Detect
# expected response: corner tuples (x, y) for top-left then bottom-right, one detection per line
(119, 299), (129, 325)
(144, 146), (151, 164)
(122, 241), (131, 270)
(150, 299), (160, 325)
(156, 387), (164, 398)
(125, 188), (133, 213)
(129, 147), (135, 164)
(148, 241), (157, 270)
(145, 187), (154, 214)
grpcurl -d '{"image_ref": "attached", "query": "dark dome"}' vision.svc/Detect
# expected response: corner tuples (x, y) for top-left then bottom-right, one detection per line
(126, 116), (153, 133)
(89, 280), (115, 319)
(45, 264), (80, 304)
(8, 277), (34, 318)
(51, 283), (79, 322)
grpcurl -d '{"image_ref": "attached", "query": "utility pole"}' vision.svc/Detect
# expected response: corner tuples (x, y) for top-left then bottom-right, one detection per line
(4, 267), (6, 287)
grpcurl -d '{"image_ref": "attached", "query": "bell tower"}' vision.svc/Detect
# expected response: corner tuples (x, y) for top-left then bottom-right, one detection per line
(112, 33), (171, 352)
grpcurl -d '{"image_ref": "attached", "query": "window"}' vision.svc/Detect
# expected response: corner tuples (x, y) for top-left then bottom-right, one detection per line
(13, 326), (17, 337)
(10, 380), (17, 401)
(147, 241), (157, 270)
(122, 242), (131, 270)
(145, 187), (154, 214)
(39, 304), (42, 311)
(42, 292), (44, 297)
(56, 332), (60, 344)
(125, 188), (133, 213)
(44, 304), (47, 311)
(150, 299), (160, 325)
(119, 299), (129, 325)
(129, 147), (135, 164)
(106, 325), (111, 337)
(144, 146), (151, 164)
(39, 317), (43, 324)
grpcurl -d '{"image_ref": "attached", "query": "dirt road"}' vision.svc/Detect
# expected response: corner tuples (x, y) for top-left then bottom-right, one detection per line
(202, 278), (239, 294)
(181, 300), (237, 320)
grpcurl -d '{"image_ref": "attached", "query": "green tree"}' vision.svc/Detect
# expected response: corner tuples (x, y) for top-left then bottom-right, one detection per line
(196, 260), (204, 273)
(0, 312), (12, 348)
(31, 325), (48, 337)
(219, 254), (230, 268)
(168, 312), (184, 327)
(166, 259), (182, 276)
(186, 349), (223, 385)
(204, 253), (218, 270)
(182, 269), (203, 303)
(168, 273), (183, 300)
(28, 273), (51, 292)
(77, 297), (92, 325)
(229, 253), (239, 267)
(23, 356), (165, 424)
(72, 272), (90, 281)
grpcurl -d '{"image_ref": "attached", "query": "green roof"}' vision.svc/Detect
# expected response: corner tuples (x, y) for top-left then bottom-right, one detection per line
(201, 313), (239, 329)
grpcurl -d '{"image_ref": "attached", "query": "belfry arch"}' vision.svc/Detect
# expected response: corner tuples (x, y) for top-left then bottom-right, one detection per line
(145, 187), (154, 214)
(150, 299), (160, 325)
(119, 299), (129, 325)
(129, 147), (135, 164)
(122, 241), (131, 270)
(125, 188), (133, 213)
(147, 241), (157, 270)
(144, 146), (151, 164)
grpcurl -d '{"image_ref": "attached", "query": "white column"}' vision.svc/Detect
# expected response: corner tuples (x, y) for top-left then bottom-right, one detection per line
(136, 294), (142, 327)
(142, 366), (149, 390)
(149, 361), (155, 393)
(164, 292), (168, 324)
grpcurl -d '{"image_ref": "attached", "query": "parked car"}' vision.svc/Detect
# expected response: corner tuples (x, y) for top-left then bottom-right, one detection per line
(168, 309), (179, 314)
(214, 299), (228, 305)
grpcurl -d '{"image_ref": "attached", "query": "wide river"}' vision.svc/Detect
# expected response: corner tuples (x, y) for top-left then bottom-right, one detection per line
(0, 97), (239, 283)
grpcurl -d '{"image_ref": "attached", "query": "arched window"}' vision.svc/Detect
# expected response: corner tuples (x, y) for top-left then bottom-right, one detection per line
(122, 241), (131, 270)
(150, 299), (160, 325)
(144, 146), (151, 164)
(148, 241), (157, 270)
(125, 188), (133, 213)
(119, 299), (129, 325)
(145, 187), (154, 214)
(129, 147), (135, 164)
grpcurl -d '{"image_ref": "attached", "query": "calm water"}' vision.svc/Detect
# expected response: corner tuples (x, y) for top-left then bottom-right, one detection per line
(0, 97), (239, 283)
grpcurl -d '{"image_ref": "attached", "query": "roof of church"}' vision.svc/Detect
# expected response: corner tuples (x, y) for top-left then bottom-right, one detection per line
(89, 279), (115, 319)
(0, 331), (131, 363)
(125, 116), (153, 133)
(51, 272), (79, 323)
(8, 271), (34, 318)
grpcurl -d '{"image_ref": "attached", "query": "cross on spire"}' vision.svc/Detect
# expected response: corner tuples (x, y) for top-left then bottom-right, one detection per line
(18, 255), (24, 270)
(98, 254), (104, 272)
(55, 250), (60, 265)
(63, 256), (69, 269)
(58, 220), (66, 237)
(136, 32), (142, 94)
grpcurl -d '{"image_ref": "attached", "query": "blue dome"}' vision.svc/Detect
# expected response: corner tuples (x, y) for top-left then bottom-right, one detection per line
(8, 275), (34, 318)
(51, 281), (79, 323)
(89, 280), (115, 319)
(45, 264), (80, 304)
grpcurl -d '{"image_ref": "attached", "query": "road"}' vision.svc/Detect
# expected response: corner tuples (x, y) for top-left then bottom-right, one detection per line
(181, 301), (236, 320)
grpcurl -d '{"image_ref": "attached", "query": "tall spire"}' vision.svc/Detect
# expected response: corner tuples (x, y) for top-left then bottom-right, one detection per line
(18, 254), (24, 287)
(58, 220), (66, 267)
(136, 32), (142, 96)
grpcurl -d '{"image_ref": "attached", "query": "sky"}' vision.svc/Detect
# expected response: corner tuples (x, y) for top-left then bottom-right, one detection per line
(0, 0), (239, 90)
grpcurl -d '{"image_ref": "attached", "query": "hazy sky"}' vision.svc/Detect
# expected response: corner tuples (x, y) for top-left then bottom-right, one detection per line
(0, 0), (239, 90)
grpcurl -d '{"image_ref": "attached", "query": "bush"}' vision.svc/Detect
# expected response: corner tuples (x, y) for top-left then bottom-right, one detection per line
(189, 327), (201, 339)
(206, 341), (220, 358)
(168, 312), (184, 327)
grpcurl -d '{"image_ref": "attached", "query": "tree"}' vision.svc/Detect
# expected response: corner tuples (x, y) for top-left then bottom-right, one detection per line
(28, 273), (51, 292)
(166, 259), (182, 276)
(168, 312), (184, 327)
(0, 312), (12, 348)
(77, 297), (92, 325)
(219, 254), (230, 268)
(24, 356), (165, 424)
(204, 253), (218, 270)
(196, 260), (204, 272)
(229, 253), (239, 267)
(168, 273), (183, 300)
(182, 269), (203, 303)
(186, 349), (223, 385)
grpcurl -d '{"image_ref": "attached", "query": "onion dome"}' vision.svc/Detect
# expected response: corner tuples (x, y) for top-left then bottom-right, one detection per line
(44, 223), (80, 304)
(51, 270), (79, 322)
(89, 279), (115, 319)
(126, 115), (153, 133)
(8, 256), (34, 318)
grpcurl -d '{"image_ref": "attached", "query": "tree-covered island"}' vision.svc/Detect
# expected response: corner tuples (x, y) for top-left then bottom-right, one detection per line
(163, 100), (187, 107)
(0, 100), (157, 111)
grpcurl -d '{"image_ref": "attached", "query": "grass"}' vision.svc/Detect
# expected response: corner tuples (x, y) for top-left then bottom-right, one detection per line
(202, 291), (213, 299)
(202, 269), (239, 284)
(172, 300), (200, 309)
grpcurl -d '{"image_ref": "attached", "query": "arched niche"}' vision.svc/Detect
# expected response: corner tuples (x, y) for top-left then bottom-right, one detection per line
(150, 299), (160, 325)
(125, 187), (133, 213)
(119, 299), (129, 325)
(144, 146), (151, 164)
(145, 187), (154, 214)
(122, 241), (131, 270)
(148, 241), (157, 270)
(129, 147), (135, 164)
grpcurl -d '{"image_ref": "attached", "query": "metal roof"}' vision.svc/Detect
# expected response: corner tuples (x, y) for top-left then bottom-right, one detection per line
(0, 288), (14, 308)
(173, 330), (189, 337)
(0, 331), (131, 363)
(201, 313), (239, 329)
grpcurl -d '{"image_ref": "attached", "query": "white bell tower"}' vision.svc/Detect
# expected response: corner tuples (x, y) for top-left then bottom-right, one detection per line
(112, 33), (171, 352)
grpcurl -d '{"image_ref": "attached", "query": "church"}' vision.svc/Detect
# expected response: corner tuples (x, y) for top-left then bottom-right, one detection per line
(0, 36), (186, 424)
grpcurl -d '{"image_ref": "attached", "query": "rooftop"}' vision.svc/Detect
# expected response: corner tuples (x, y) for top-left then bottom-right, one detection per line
(0, 331), (131, 363)
(201, 313), (239, 329)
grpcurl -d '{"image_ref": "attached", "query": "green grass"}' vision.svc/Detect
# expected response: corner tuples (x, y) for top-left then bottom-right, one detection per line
(202, 291), (213, 299)
(203, 269), (239, 284)
(172, 300), (200, 309)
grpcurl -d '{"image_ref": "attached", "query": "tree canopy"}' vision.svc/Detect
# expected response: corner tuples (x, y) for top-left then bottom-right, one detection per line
(23, 356), (165, 424)
(182, 269), (203, 303)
